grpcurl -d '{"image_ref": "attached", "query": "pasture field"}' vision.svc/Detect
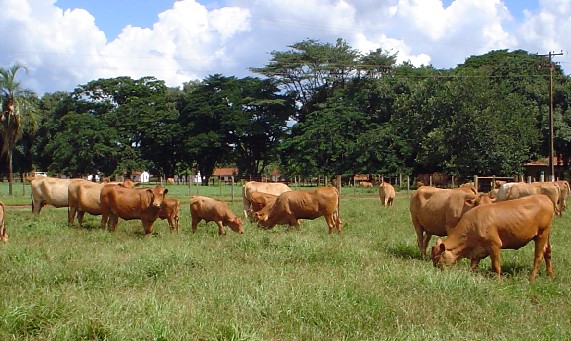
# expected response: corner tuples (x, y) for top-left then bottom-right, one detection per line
(0, 183), (570, 340)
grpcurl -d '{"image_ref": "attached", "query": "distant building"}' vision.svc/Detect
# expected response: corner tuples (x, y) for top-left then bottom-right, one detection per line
(212, 168), (238, 182)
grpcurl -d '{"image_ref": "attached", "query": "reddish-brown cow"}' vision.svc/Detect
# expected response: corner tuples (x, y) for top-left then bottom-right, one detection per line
(159, 198), (180, 233)
(190, 196), (244, 235)
(100, 184), (168, 235)
(253, 187), (342, 233)
(409, 186), (492, 257)
(431, 194), (555, 280)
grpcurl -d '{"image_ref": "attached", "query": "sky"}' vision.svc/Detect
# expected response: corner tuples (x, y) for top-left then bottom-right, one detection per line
(1, 0), (569, 95)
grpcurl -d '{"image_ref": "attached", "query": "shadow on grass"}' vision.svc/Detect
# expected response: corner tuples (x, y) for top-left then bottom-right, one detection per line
(386, 243), (423, 260)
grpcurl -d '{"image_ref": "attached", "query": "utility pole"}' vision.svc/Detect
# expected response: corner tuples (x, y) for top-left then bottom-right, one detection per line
(539, 51), (563, 181)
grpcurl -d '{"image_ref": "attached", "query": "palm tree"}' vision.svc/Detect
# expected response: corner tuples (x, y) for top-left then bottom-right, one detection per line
(0, 63), (38, 195)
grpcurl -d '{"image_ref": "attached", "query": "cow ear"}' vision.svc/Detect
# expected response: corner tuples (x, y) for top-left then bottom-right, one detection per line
(465, 198), (476, 207)
(164, 189), (168, 194)
(134, 182), (141, 187)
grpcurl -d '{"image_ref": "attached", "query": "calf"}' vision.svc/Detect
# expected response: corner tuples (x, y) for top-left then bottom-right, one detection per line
(247, 191), (278, 217)
(190, 196), (244, 235)
(100, 184), (168, 235)
(431, 194), (555, 280)
(159, 198), (180, 233)
(0, 202), (6, 243)
(378, 182), (395, 207)
(242, 181), (291, 219)
(254, 187), (342, 233)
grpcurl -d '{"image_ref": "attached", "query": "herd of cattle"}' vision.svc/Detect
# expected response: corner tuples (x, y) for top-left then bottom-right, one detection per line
(1, 175), (569, 281)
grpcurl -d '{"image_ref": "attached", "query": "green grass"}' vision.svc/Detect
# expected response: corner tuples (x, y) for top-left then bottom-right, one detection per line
(1, 183), (570, 340)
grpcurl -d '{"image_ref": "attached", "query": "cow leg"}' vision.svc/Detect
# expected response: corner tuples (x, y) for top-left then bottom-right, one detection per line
(108, 214), (119, 232)
(77, 211), (86, 228)
(100, 213), (109, 230)
(421, 233), (433, 258)
(191, 217), (201, 234)
(168, 217), (174, 233)
(68, 206), (77, 226)
(530, 234), (553, 280)
(175, 215), (179, 233)
(470, 258), (481, 270)
(488, 247), (502, 279)
(216, 221), (226, 236)
(543, 238), (555, 278)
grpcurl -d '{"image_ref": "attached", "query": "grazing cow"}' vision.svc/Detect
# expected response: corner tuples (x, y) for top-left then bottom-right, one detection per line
(378, 182), (396, 207)
(26, 176), (78, 214)
(409, 186), (492, 257)
(0, 201), (6, 243)
(190, 196), (244, 235)
(159, 198), (180, 233)
(359, 181), (373, 188)
(254, 187), (342, 233)
(431, 194), (555, 280)
(100, 184), (168, 235)
(495, 182), (520, 201)
(555, 180), (570, 212)
(242, 181), (292, 218)
(505, 182), (560, 216)
(247, 191), (278, 217)
(68, 179), (139, 227)
(167, 177), (175, 185)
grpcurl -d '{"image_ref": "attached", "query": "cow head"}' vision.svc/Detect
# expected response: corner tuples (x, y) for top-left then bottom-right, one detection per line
(431, 238), (457, 268)
(148, 185), (168, 208)
(119, 179), (140, 188)
(225, 216), (244, 234)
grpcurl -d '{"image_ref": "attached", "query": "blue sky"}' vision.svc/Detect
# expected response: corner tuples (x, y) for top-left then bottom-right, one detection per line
(1, 0), (569, 94)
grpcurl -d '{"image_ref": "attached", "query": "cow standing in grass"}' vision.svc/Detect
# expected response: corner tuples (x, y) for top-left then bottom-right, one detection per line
(190, 196), (244, 235)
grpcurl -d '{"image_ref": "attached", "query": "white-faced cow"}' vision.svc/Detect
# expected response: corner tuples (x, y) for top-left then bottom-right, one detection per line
(431, 194), (555, 281)
(100, 184), (168, 235)
(253, 187), (342, 234)
(242, 181), (291, 219)
(190, 196), (244, 235)
(26, 176), (78, 214)
(409, 186), (493, 257)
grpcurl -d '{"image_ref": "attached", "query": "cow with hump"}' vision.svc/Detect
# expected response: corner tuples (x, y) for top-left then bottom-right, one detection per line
(409, 186), (493, 257)
(68, 179), (138, 227)
(26, 176), (78, 214)
(99, 184), (168, 235)
(190, 196), (243, 235)
(253, 187), (342, 233)
(242, 181), (291, 219)
(431, 194), (555, 280)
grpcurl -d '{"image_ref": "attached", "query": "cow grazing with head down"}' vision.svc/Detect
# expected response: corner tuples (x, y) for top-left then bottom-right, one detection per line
(100, 184), (168, 235)
(26, 176), (78, 214)
(0, 202), (7, 243)
(431, 194), (555, 281)
(190, 196), (244, 235)
(253, 187), (342, 233)
(68, 179), (139, 227)
(359, 181), (373, 188)
(247, 191), (278, 217)
(159, 198), (180, 233)
(378, 182), (396, 207)
(409, 186), (493, 257)
(242, 181), (292, 219)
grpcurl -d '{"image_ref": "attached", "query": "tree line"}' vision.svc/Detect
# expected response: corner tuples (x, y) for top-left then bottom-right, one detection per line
(1, 39), (570, 193)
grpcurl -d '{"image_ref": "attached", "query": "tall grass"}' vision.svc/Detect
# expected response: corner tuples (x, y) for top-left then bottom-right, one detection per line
(0, 184), (570, 340)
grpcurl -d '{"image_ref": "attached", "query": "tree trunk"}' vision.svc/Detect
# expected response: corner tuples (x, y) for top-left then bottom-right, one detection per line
(7, 150), (13, 195)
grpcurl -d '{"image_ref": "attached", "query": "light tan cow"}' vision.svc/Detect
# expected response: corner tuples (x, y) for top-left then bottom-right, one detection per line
(432, 194), (555, 280)
(253, 187), (342, 234)
(242, 181), (292, 218)
(100, 184), (168, 235)
(159, 198), (180, 233)
(359, 181), (373, 188)
(505, 182), (560, 216)
(555, 180), (570, 212)
(0, 202), (6, 243)
(68, 179), (139, 227)
(190, 196), (244, 235)
(26, 176), (78, 214)
(409, 186), (493, 257)
(378, 182), (395, 207)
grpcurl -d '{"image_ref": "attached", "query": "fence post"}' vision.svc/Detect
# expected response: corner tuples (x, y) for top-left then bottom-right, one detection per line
(231, 176), (235, 202)
(407, 175), (410, 192)
(473, 175), (478, 192)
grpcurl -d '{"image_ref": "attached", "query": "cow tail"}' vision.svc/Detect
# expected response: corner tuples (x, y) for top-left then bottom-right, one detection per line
(335, 187), (342, 231)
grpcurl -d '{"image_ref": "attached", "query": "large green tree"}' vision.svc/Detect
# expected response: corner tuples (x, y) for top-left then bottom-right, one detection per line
(0, 64), (38, 194)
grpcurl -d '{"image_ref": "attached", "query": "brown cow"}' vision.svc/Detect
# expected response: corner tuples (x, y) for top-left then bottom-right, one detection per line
(431, 194), (555, 280)
(242, 181), (292, 218)
(0, 201), (6, 243)
(410, 186), (492, 257)
(166, 177), (175, 184)
(100, 184), (168, 235)
(68, 179), (139, 227)
(190, 196), (244, 235)
(26, 176), (78, 214)
(378, 182), (395, 207)
(359, 181), (373, 188)
(555, 180), (570, 212)
(505, 182), (560, 216)
(159, 198), (180, 233)
(247, 191), (278, 216)
(253, 187), (342, 233)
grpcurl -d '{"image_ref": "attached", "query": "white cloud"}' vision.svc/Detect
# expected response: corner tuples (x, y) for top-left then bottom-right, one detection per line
(0, 0), (569, 94)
